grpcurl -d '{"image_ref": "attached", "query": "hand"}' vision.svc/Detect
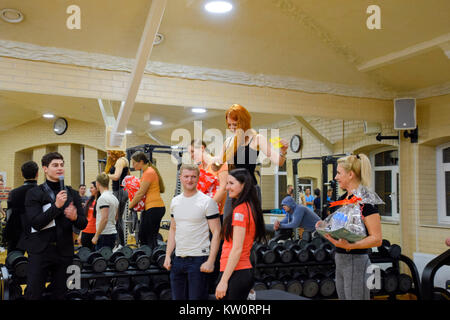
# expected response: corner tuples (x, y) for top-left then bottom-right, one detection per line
(200, 260), (214, 273)
(446, 237), (450, 247)
(215, 280), (228, 300)
(92, 235), (98, 245)
(273, 220), (280, 231)
(64, 202), (78, 221)
(55, 190), (67, 208)
(279, 139), (288, 153)
(163, 255), (172, 271)
(315, 220), (323, 229)
(325, 234), (352, 250)
(77, 233), (82, 244)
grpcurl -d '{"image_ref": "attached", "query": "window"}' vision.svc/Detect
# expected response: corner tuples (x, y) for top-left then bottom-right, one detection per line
(371, 148), (399, 220)
(437, 143), (450, 224)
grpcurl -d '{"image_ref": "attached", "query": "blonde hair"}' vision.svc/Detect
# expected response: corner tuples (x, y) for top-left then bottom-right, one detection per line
(179, 164), (200, 177)
(96, 172), (110, 188)
(337, 153), (372, 187)
(104, 150), (126, 174)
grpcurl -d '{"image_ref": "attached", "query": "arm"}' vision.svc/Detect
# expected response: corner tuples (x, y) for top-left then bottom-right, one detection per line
(92, 207), (109, 244)
(280, 209), (303, 229)
(108, 158), (128, 181)
(212, 170), (227, 205)
(200, 217), (221, 273)
(69, 190), (88, 230)
(255, 134), (287, 167)
(25, 188), (64, 231)
(163, 217), (176, 271)
(129, 179), (150, 209)
(215, 225), (246, 300)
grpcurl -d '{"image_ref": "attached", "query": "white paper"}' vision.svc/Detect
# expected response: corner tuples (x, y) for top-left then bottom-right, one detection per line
(31, 203), (56, 233)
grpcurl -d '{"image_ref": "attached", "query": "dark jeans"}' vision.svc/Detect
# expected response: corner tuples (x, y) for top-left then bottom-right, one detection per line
(170, 255), (209, 300)
(113, 189), (128, 246)
(25, 244), (73, 300)
(217, 268), (254, 300)
(96, 233), (117, 251)
(80, 232), (95, 251)
(139, 206), (165, 249)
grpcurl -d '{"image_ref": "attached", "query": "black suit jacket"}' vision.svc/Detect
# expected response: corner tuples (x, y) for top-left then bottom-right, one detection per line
(5, 180), (38, 251)
(25, 184), (88, 256)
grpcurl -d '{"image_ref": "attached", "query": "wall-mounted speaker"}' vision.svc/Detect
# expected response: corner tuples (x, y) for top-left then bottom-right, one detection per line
(394, 98), (416, 130)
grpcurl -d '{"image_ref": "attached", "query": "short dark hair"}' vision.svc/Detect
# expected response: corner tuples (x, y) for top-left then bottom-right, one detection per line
(21, 161), (39, 180)
(314, 188), (320, 196)
(79, 184), (86, 188)
(41, 152), (64, 167)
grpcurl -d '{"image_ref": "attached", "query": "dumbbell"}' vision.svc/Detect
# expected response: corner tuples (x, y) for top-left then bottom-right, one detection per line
(296, 274), (319, 298)
(377, 240), (402, 259)
(131, 276), (158, 300)
(285, 242), (307, 263)
(302, 231), (312, 242)
(304, 243), (327, 262)
(89, 278), (111, 300)
(381, 267), (398, 294)
(268, 240), (293, 263)
(398, 273), (413, 293)
(253, 281), (268, 291)
(312, 273), (336, 298)
(65, 289), (84, 300)
(314, 243), (335, 262)
(311, 233), (324, 248)
(253, 243), (276, 264)
(278, 272), (302, 296)
(89, 287), (110, 300)
(294, 241), (312, 263)
(77, 247), (107, 273)
(153, 280), (172, 300)
(72, 255), (82, 270)
(152, 244), (167, 269)
(130, 246), (152, 271)
(5, 251), (28, 278)
(110, 277), (134, 300)
(98, 246), (129, 272)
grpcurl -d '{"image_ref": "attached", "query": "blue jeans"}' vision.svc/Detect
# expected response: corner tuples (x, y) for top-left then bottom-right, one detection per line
(96, 233), (117, 251)
(170, 256), (209, 300)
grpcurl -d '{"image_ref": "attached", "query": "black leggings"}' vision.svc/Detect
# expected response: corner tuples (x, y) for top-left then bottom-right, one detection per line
(80, 232), (95, 251)
(139, 206), (165, 249)
(218, 268), (254, 300)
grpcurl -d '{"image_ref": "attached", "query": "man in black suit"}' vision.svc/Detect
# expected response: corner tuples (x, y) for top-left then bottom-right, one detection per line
(24, 152), (87, 300)
(4, 161), (39, 253)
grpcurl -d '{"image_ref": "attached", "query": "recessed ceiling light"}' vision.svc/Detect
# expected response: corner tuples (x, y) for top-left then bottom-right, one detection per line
(192, 107), (206, 113)
(43, 113), (55, 119)
(154, 33), (164, 45)
(0, 8), (24, 23)
(125, 129), (132, 134)
(204, 1), (233, 14)
(150, 120), (163, 126)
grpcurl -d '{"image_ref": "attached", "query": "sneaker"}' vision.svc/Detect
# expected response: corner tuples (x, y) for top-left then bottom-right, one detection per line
(112, 244), (123, 252)
(247, 289), (256, 300)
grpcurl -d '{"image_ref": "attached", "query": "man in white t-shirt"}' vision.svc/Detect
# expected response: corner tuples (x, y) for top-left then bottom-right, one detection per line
(163, 164), (221, 300)
(92, 173), (118, 250)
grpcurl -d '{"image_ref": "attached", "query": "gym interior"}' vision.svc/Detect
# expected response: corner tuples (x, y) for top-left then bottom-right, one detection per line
(0, 0), (449, 302)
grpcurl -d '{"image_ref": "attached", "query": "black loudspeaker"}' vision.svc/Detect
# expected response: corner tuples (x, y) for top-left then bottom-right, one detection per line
(394, 98), (416, 130)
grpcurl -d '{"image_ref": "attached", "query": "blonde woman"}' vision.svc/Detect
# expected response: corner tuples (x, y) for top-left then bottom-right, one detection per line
(316, 154), (382, 300)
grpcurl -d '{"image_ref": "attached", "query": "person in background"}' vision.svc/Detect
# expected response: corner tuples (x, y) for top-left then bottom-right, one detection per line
(92, 173), (118, 250)
(73, 184), (89, 245)
(313, 188), (322, 218)
(78, 181), (97, 251)
(304, 187), (314, 210)
(129, 151), (165, 249)
(4, 161), (39, 253)
(215, 168), (266, 300)
(297, 185), (306, 206)
(315, 154), (382, 300)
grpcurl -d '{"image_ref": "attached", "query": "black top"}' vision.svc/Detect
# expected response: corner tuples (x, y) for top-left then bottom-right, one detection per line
(334, 192), (379, 255)
(109, 165), (129, 191)
(231, 136), (259, 184)
(24, 179), (87, 256)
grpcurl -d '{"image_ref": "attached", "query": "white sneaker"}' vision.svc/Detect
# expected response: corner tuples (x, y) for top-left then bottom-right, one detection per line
(247, 289), (256, 300)
(112, 244), (123, 252)
(0, 246), (5, 253)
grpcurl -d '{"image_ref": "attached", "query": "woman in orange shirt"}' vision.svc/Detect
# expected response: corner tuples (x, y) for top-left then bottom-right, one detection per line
(129, 151), (166, 249)
(78, 181), (98, 251)
(215, 168), (266, 300)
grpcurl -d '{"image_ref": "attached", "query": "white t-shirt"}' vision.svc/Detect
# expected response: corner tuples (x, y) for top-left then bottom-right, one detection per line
(95, 190), (119, 235)
(170, 191), (219, 257)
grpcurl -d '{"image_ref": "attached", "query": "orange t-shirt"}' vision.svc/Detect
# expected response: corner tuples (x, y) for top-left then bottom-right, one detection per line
(220, 202), (255, 272)
(141, 166), (165, 210)
(83, 200), (96, 234)
(206, 162), (228, 215)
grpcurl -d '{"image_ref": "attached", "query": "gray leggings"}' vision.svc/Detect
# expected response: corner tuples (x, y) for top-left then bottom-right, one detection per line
(334, 252), (371, 300)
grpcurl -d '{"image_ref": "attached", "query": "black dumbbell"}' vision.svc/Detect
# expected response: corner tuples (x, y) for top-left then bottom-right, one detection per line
(268, 240), (293, 263)
(77, 247), (107, 273)
(131, 276), (158, 300)
(279, 272), (302, 296)
(312, 273), (336, 298)
(152, 244), (167, 269)
(153, 280), (172, 300)
(110, 251), (130, 272)
(72, 255), (83, 270)
(304, 243), (327, 262)
(65, 289), (84, 300)
(311, 233), (324, 248)
(285, 242), (307, 263)
(131, 246), (152, 271)
(111, 285), (134, 300)
(313, 243), (335, 262)
(398, 273), (413, 293)
(377, 240), (402, 259)
(296, 274), (319, 298)
(89, 287), (110, 300)
(253, 243), (276, 264)
(5, 250), (28, 278)
(294, 241), (312, 262)
(381, 268), (398, 294)
(253, 281), (268, 291)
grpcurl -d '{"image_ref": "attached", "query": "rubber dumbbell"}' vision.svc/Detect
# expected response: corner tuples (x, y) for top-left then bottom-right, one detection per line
(5, 251), (28, 278)
(77, 247), (107, 273)
(253, 243), (276, 264)
(313, 243), (335, 262)
(152, 244), (167, 269)
(131, 276), (157, 300)
(131, 246), (152, 271)
(268, 240), (293, 263)
(312, 273), (336, 298)
(65, 289), (84, 300)
(398, 273), (413, 293)
(381, 268), (398, 294)
(278, 272), (302, 296)
(111, 285), (134, 300)
(89, 287), (110, 300)
(296, 274), (319, 298)
(311, 233), (324, 248)
(153, 280), (172, 300)
(304, 243), (327, 262)
(253, 281), (268, 291)
(294, 241), (312, 262)
(377, 239), (402, 259)
(109, 251), (130, 272)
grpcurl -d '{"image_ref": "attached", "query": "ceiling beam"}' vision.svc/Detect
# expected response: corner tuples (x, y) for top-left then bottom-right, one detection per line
(358, 33), (450, 72)
(110, 0), (167, 147)
(98, 99), (118, 128)
(291, 116), (333, 151)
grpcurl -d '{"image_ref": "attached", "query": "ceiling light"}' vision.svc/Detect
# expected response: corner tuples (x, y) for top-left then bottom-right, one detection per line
(0, 8), (24, 23)
(192, 107), (206, 113)
(125, 130), (132, 134)
(43, 113), (55, 119)
(150, 120), (163, 126)
(154, 33), (164, 45)
(204, 1), (233, 14)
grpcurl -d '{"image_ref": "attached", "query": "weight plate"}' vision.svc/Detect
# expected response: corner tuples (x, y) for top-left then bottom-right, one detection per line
(286, 281), (302, 296)
(98, 247), (113, 260)
(269, 281), (285, 291)
(119, 246), (133, 259)
(254, 282), (267, 291)
(139, 245), (152, 256)
(77, 247), (92, 261)
(280, 251), (293, 263)
(398, 274), (413, 293)
(263, 251), (276, 264)
(92, 258), (107, 273)
(297, 250), (310, 263)
(302, 280), (319, 298)
(383, 275), (398, 293)
(320, 279), (336, 297)
(14, 261), (28, 278)
(135, 256), (150, 271)
(114, 257), (130, 272)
